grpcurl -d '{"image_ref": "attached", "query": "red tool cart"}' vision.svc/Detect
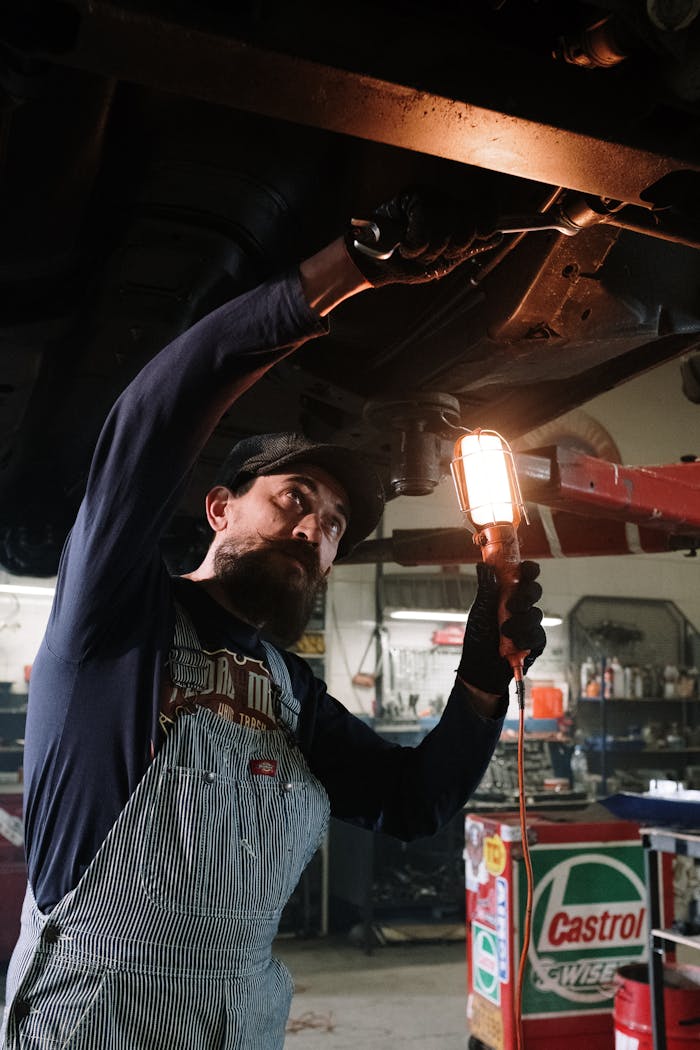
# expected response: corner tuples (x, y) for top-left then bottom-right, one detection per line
(464, 808), (672, 1050)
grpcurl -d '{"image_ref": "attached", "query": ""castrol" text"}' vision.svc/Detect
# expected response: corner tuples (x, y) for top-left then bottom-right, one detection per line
(547, 908), (645, 946)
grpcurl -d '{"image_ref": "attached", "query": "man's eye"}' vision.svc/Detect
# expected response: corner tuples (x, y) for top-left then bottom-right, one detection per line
(326, 518), (342, 537)
(285, 489), (304, 506)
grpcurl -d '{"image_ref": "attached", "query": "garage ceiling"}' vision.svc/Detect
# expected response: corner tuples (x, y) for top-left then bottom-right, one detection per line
(2, 0), (700, 573)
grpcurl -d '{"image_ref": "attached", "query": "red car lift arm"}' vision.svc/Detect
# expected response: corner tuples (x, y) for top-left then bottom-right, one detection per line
(346, 446), (700, 565)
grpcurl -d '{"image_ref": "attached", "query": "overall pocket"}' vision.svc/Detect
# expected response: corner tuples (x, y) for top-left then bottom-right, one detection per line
(142, 764), (243, 916)
(236, 777), (311, 912)
(141, 764), (315, 917)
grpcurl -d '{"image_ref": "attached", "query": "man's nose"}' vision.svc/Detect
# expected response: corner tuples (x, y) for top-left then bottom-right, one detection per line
(292, 513), (322, 545)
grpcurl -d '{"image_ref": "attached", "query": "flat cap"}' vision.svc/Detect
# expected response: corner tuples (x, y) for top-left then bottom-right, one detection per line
(216, 431), (385, 558)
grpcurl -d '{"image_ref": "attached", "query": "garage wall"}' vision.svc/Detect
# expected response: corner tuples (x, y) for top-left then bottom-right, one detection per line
(536, 357), (700, 637)
(326, 356), (700, 712)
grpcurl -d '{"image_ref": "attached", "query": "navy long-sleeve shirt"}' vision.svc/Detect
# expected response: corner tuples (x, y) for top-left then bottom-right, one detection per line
(23, 268), (505, 911)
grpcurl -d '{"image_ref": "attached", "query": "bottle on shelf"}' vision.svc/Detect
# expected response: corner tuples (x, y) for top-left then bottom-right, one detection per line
(678, 668), (696, 699)
(570, 745), (589, 792)
(580, 656), (596, 697)
(642, 665), (655, 698)
(664, 664), (680, 699)
(610, 656), (625, 698)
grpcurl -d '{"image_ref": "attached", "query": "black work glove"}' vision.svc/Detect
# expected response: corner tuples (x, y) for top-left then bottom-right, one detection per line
(458, 561), (546, 697)
(345, 185), (500, 287)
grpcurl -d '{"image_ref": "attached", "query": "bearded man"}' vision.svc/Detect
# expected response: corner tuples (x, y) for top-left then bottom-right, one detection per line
(2, 188), (544, 1050)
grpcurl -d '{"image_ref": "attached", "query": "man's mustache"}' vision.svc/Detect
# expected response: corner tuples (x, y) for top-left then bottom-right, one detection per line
(258, 538), (321, 577)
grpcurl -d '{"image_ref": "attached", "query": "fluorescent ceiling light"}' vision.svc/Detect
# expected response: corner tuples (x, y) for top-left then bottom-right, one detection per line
(390, 610), (469, 623)
(0, 584), (56, 597)
(390, 610), (563, 627)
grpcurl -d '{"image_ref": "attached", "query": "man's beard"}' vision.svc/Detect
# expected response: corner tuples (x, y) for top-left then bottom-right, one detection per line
(213, 538), (327, 647)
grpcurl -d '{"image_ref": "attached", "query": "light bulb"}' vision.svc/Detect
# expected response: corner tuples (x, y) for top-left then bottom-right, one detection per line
(451, 428), (532, 687)
(450, 429), (526, 531)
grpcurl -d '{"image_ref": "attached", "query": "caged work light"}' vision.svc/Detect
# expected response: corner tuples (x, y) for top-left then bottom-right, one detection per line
(450, 428), (530, 698)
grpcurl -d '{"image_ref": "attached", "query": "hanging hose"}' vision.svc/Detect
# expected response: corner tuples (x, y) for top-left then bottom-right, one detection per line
(471, 521), (533, 1047)
(514, 679), (534, 1050)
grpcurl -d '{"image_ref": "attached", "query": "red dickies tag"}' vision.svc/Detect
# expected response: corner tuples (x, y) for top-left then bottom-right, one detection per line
(249, 759), (277, 777)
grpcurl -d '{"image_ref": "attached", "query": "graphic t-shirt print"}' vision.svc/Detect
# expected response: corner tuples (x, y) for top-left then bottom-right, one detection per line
(160, 648), (277, 735)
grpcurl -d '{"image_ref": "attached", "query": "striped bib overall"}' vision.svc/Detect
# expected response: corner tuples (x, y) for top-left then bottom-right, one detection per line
(2, 607), (330, 1049)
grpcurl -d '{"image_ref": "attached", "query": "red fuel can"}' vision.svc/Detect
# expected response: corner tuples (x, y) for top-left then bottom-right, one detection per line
(613, 962), (700, 1049)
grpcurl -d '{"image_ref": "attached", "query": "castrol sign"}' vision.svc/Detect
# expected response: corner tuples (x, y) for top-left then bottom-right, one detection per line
(524, 845), (647, 1013)
(466, 815), (661, 1046)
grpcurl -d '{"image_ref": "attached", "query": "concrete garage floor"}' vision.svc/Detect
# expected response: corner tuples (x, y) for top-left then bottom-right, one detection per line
(276, 935), (470, 1050)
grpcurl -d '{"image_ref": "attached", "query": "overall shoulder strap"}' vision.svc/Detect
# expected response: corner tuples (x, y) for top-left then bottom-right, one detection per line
(261, 640), (301, 734)
(169, 601), (210, 692)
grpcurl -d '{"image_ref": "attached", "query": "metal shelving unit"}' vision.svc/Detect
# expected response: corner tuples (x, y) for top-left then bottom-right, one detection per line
(571, 597), (700, 793)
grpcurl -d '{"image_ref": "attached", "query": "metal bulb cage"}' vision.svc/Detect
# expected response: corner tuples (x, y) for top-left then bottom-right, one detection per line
(450, 428), (528, 532)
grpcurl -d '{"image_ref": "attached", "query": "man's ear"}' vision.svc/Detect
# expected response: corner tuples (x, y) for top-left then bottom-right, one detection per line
(204, 486), (234, 533)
